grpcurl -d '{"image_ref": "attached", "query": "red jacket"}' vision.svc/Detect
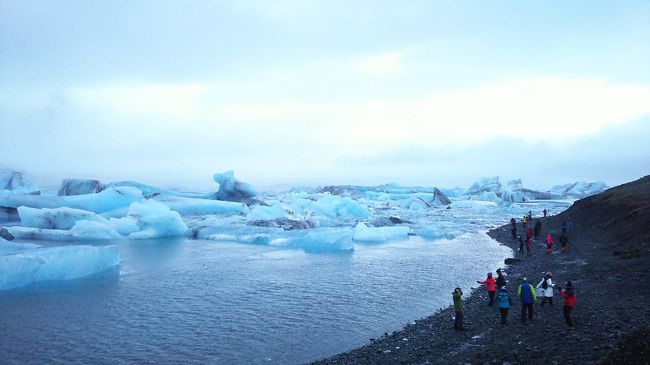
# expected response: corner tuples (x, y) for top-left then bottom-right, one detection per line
(525, 227), (533, 239)
(479, 277), (496, 291)
(560, 289), (576, 308)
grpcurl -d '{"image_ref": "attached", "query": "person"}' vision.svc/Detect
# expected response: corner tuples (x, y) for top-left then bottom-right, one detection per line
(559, 232), (569, 253)
(510, 218), (517, 240)
(477, 272), (497, 306)
(545, 233), (554, 254)
(536, 272), (554, 308)
(522, 215), (528, 229)
(497, 286), (512, 325)
(452, 287), (464, 330)
(543, 208), (548, 218)
(518, 277), (537, 323)
(533, 220), (542, 240)
(528, 210), (532, 221)
(557, 281), (576, 329)
(525, 227), (533, 256)
(496, 269), (506, 290)
(518, 235), (525, 254)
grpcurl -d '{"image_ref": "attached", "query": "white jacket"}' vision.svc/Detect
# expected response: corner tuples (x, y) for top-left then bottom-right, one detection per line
(536, 278), (554, 297)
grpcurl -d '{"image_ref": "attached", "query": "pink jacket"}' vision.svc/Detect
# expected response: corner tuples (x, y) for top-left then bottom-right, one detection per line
(545, 234), (553, 245)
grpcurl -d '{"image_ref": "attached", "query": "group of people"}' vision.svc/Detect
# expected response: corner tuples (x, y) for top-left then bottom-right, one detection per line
(510, 210), (571, 256)
(453, 270), (577, 331)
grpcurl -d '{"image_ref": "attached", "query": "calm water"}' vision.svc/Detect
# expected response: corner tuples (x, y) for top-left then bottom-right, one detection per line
(0, 234), (511, 364)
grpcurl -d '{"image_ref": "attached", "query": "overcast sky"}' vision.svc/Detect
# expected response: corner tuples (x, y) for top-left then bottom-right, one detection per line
(1, 1), (649, 191)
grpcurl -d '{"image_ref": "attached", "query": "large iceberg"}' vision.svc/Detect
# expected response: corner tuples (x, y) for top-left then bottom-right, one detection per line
(0, 186), (142, 213)
(8, 199), (188, 240)
(0, 241), (120, 290)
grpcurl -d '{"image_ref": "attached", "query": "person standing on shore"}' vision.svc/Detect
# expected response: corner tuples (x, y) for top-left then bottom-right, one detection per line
(543, 208), (548, 218)
(518, 277), (537, 324)
(525, 227), (533, 256)
(518, 236), (525, 254)
(510, 218), (517, 240)
(533, 220), (542, 240)
(496, 269), (506, 291)
(545, 233), (554, 254)
(536, 272), (554, 308)
(477, 272), (497, 306)
(497, 286), (512, 325)
(560, 232), (569, 253)
(522, 216), (528, 229)
(557, 281), (576, 329)
(452, 287), (464, 330)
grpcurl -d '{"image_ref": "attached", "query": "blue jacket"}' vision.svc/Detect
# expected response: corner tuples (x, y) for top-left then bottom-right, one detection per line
(518, 281), (537, 304)
(497, 289), (511, 309)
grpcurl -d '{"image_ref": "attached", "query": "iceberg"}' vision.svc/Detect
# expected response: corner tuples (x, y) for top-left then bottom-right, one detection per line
(58, 179), (105, 196)
(9, 199), (188, 240)
(18, 206), (110, 230)
(213, 170), (258, 202)
(0, 243), (120, 290)
(352, 222), (410, 243)
(549, 181), (608, 198)
(0, 186), (142, 213)
(0, 169), (38, 193)
(432, 188), (451, 206)
(278, 228), (354, 252)
(154, 195), (248, 216)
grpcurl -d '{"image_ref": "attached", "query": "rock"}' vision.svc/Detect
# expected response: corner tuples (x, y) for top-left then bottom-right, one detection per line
(249, 218), (315, 230)
(504, 258), (521, 265)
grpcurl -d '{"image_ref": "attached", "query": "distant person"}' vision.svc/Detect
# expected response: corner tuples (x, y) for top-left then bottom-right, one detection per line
(533, 220), (542, 240)
(545, 233), (554, 254)
(497, 286), (513, 325)
(557, 281), (576, 329)
(560, 232), (569, 253)
(543, 208), (548, 218)
(518, 236), (525, 254)
(477, 272), (497, 306)
(525, 237), (533, 256)
(496, 269), (506, 290)
(510, 218), (517, 240)
(518, 277), (537, 324)
(452, 287), (464, 330)
(527, 210), (532, 221)
(522, 216), (528, 229)
(536, 272), (554, 308)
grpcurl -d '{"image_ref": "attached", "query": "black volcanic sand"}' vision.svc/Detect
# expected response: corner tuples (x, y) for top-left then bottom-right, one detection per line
(314, 176), (650, 365)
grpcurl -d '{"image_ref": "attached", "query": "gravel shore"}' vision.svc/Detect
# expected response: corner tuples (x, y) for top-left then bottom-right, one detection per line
(314, 176), (650, 365)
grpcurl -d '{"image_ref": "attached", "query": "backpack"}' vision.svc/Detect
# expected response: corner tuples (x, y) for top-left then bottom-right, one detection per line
(542, 279), (548, 289)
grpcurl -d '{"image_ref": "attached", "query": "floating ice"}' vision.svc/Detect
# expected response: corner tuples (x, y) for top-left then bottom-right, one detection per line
(154, 195), (248, 216)
(247, 204), (290, 221)
(58, 179), (105, 196)
(111, 199), (188, 239)
(549, 181), (607, 198)
(352, 223), (410, 243)
(213, 170), (258, 202)
(0, 169), (38, 193)
(278, 228), (355, 252)
(0, 186), (142, 213)
(9, 199), (188, 240)
(18, 206), (110, 230)
(0, 244), (120, 290)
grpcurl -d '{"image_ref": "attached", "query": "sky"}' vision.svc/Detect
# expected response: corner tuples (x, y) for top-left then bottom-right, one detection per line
(1, 0), (649, 191)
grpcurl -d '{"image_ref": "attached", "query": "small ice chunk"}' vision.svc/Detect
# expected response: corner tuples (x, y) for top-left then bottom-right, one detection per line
(353, 223), (410, 243)
(18, 206), (110, 230)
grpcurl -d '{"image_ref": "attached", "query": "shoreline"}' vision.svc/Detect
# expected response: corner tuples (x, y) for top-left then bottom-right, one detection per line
(313, 210), (650, 364)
